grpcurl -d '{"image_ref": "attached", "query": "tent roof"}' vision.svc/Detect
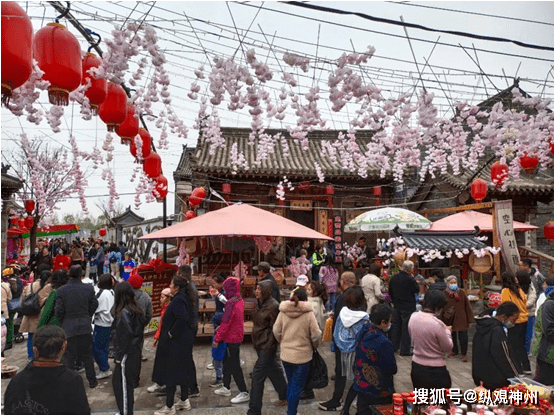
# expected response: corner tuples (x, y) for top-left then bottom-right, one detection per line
(139, 203), (332, 240)
(427, 210), (538, 232)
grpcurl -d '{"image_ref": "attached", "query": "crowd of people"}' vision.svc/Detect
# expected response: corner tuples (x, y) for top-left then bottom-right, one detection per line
(1, 239), (553, 415)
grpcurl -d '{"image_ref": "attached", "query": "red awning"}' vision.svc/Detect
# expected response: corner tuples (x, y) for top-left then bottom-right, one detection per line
(140, 203), (333, 240)
(427, 210), (538, 232)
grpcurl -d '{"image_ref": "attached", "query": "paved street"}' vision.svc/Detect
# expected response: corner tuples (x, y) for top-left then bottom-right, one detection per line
(1, 331), (534, 414)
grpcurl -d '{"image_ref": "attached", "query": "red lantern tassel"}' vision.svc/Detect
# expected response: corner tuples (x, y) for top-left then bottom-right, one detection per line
(90, 104), (98, 116)
(1, 83), (13, 106)
(48, 87), (70, 106)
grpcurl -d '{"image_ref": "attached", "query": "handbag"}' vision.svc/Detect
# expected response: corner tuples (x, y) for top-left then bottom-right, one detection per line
(20, 284), (44, 316)
(305, 349), (328, 389)
(322, 316), (333, 342)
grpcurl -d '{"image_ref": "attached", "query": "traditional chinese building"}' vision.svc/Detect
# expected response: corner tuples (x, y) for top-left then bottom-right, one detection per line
(174, 128), (397, 264)
(1, 164), (24, 266)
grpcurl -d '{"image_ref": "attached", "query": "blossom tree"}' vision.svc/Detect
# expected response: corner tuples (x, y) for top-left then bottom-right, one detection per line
(7, 135), (92, 251)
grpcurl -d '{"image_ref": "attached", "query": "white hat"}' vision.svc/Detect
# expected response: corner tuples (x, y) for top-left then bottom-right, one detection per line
(296, 275), (309, 287)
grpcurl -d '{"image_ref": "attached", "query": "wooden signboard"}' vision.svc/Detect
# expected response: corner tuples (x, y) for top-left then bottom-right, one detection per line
(138, 267), (176, 333)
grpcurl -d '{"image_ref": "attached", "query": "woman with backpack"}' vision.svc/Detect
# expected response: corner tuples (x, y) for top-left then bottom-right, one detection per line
(93, 274), (115, 380)
(332, 286), (369, 415)
(19, 269), (52, 360)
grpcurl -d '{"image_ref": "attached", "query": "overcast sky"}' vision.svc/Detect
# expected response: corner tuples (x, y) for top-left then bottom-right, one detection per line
(2, 1), (553, 221)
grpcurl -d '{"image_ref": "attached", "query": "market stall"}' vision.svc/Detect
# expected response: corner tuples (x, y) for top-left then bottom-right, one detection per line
(140, 203), (332, 336)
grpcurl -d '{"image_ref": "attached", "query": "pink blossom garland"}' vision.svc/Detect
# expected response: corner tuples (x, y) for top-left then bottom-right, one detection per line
(101, 166), (119, 211)
(68, 135), (89, 214)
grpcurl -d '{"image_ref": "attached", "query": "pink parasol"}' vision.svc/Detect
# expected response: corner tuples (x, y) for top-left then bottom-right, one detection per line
(139, 203), (333, 240)
(427, 210), (538, 232)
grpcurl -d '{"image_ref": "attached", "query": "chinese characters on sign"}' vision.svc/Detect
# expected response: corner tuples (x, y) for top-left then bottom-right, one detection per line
(413, 388), (538, 406)
(494, 200), (520, 275)
(334, 215), (342, 263)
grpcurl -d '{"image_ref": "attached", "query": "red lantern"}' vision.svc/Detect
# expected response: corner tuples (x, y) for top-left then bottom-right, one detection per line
(25, 216), (34, 229)
(490, 161), (509, 187)
(545, 221), (554, 243)
(550, 139), (554, 156)
(25, 199), (35, 213)
(299, 181), (311, 191)
(152, 175), (168, 201)
(279, 199), (285, 206)
(130, 128), (152, 160)
(99, 228), (107, 237)
(81, 52), (107, 115)
(115, 104), (139, 145)
(10, 217), (18, 226)
(98, 82), (127, 131)
(1, 2), (33, 105)
(372, 186), (382, 196)
(222, 183), (231, 194)
(325, 185), (335, 195)
(143, 152), (162, 179)
(520, 154), (539, 174)
(33, 22), (82, 106)
(18, 219), (25, 229)
(189, 187), (207, 206)
(185, 210), (197, 220)
(471, 178), (488, 202)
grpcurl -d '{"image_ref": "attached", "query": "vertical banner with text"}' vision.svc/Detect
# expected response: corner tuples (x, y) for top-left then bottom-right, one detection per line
(494, 200), (520, 275)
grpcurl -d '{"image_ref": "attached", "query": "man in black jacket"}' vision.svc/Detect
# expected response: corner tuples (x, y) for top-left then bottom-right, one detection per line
(472, 302), (520, 389)
(55, 265), (99, 388)
(254, 262), (280, 303)
(388, 260), (420, 356)
(248, 280), (287, 415)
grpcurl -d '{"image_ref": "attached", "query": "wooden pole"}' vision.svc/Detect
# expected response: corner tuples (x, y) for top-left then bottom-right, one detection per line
(491, 202), (501, 280)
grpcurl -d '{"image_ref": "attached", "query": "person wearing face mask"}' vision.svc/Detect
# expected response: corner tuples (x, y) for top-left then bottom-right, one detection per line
(53, 248), (71, 272)
(408, 290), (453, 389)
(501, 271), (530, 375)
(532, 282), (554, 385)
(28, 247), (41, 274)
(439, 275), (475, 362)
(472, 301), (520, 389)
(353, 304), (397, 415)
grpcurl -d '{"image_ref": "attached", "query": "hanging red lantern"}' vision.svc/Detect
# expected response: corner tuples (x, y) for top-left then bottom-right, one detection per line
(81, 52), (107, 115)
(279, 199), (285, 206)
(490, 161), (509, 187)
(152, 175), (168, 202)
(18, 219), (25, 229)
(99, 228), (107, 237)
(299, 181), (311, 191)
(25, 216), (34, 229)
(520, 154), (539, 174)
(325, 185), (335, 195)
(143, 152), (162, 179)
(115, 104), (139, 145)
(1, 2), (33, 106)
(130, 128), (152, 160)
(185, 210), (197, 220)
(549, 139), (554, 156)
(189, 187), (207, 207)
(25, 199), (35, 213)
(222, 183), (231, 194)
(10, 217), (18, 226)
(98, 82), (127, 131)
(545, 221), (554, 243)
(471, 178), (488, 202)
(372, 186), (382, 196)
(33, 22), (82, 106)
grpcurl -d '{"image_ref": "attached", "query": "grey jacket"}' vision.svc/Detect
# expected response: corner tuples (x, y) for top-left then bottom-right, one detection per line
(134, 289), (153, 328)
(55, 279), (98, 338)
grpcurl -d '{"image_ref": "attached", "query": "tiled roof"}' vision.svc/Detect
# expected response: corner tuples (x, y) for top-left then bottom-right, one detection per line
(182, 127), (391, 179)
(1, 172), (23, 190)
(174, 145), (195, 181)
(440, 163), (554, 195)
(398, 229), (488, 250)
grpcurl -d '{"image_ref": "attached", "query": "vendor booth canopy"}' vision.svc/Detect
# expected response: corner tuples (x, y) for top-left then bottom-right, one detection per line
(427, 210), (538, 232)
(345, 207), (432, 232)
(22, 224), (79, 238)
(139, 203), (333, 240)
